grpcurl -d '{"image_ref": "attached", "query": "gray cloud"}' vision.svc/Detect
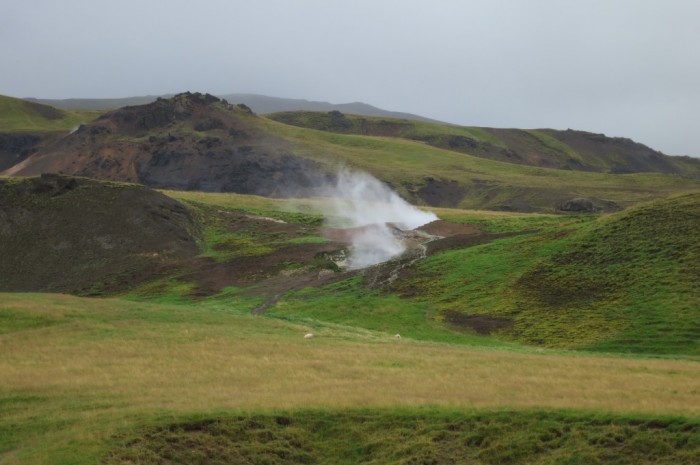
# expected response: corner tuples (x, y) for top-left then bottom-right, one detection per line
(2, 0), (699, 156)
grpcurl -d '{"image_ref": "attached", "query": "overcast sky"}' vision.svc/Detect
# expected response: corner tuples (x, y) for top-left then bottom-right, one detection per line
(2, 0), (699, 156)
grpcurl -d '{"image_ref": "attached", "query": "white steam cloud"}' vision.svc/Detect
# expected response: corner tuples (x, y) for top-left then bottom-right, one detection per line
(320, 169), (437, 269)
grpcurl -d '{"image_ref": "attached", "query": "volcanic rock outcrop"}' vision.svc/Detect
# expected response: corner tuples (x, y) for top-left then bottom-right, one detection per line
(4, 92), (331, 196)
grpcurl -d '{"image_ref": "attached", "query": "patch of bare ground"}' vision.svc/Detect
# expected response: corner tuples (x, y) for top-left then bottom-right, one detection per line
(416, 219), (481, 237)
(443, 310), (514, 335)
(183, 242), (347, 297)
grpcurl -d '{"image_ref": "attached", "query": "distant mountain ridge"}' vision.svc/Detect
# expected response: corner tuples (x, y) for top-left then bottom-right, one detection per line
(24, 93), (443, 124)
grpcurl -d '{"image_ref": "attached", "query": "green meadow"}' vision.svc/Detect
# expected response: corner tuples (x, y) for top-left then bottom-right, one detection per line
(2, 292), (700, 464)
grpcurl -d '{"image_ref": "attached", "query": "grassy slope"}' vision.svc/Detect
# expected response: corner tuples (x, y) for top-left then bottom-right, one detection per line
(1, 293), (699, 464)
(0, 95), (100, 132)
(516, 192), (700, 354)
(267, 110), (506, 147)
(394, 194), (700, 355)
(267, 110), (700, 177)
(259, 116), (700, 211)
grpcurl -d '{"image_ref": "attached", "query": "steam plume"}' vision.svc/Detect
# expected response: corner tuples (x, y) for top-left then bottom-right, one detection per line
(320, 169), (437, 269)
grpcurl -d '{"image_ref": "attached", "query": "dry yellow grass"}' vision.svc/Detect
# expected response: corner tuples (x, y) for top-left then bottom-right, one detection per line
(1, 293), (698, 417)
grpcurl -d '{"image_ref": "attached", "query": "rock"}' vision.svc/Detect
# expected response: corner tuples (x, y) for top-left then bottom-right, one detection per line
(559, 198), (595, 213)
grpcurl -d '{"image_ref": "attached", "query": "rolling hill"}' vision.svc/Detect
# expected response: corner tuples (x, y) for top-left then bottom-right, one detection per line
(0, 94), (99, 132)
(390, 192), (700, 355)
(268, 110), (700, 176)
(3, 92), (331, 195)
(4, 92), (700, 213)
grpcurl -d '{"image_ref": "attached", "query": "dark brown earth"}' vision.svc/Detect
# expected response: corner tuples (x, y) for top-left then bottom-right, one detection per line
(416, 219), (480, 236)
(442, 310), (514, 335)
(0, 174), (351, 296)
(0, 174), (200, 294)
(414, 178), (469, 207)
(0, 132), (54, 171)
(183, 242), (346, 297)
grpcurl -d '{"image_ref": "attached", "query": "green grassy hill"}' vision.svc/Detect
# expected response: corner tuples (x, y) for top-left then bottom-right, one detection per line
(515, 192), (700, 354)
(260, 114), (700, 211)
(141, 188), (700, 357)
(2, 177), (697, 355)
(268, 110), (700, 177)
(0, 94), (100, 132)
(392, 193), (700, 355)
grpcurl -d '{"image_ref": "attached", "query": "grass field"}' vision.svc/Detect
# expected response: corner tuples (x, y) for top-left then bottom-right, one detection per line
(1, 293), (699, 464)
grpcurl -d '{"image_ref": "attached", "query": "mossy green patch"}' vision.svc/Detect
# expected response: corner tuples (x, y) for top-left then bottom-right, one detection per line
(105, 410), (700, 465)
(202, 230), (275, 262)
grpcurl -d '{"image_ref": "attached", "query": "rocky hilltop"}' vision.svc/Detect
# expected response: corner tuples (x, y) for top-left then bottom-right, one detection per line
(5, 92), (330, 196)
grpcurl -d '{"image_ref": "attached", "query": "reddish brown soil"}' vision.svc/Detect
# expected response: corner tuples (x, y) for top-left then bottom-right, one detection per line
(182, 241), (345, 297)
(417, 220), (481, 237)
